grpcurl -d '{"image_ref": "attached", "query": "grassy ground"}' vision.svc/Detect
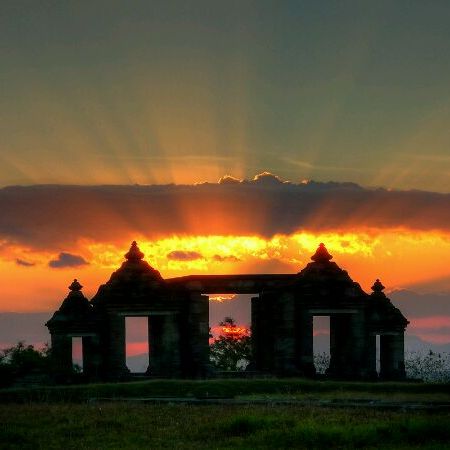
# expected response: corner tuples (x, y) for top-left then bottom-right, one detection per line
(1, 379), (450, 449)
(1, 378), (450, 403)
(1, 403), (450, 449)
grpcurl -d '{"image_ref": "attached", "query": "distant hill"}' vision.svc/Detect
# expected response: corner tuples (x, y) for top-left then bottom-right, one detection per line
(124, 334), (450, 373)
(0, 312), (52, 347)
(312, 333), (450, 355)
(389, 290), (450, 317)
(127, 353), (150, 373)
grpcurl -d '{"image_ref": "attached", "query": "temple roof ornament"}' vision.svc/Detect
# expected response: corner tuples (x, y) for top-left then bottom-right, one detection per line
(90, 240), (164, 307)
(371, 278), (385, 294)
(125, 241), (145, 262)
(69, 279), (83, 292)
(45, 278), (92, 328)
(311, 243), (333, 262)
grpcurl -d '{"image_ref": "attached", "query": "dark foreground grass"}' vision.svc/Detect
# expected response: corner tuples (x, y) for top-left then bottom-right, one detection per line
(1, 403), (450, 449)
(1, 378), (450, 403)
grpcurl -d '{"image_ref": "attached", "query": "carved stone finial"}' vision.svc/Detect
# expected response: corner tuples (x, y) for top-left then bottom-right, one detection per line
(125, 241), (144, 262)
(371, 278), (385, 293)
(311, 243), (333, 262)
(69, 279), (83, 291)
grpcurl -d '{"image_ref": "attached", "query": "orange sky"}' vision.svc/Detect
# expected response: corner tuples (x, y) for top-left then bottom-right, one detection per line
(1, 227), (450, 349)
(1, 228), (449, 312)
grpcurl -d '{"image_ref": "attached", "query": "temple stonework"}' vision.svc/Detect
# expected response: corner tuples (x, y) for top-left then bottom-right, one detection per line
(46, 242), (408, 381)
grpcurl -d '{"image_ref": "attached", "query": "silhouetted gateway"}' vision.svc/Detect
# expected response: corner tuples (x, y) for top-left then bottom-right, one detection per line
(46, 242), (408, 381)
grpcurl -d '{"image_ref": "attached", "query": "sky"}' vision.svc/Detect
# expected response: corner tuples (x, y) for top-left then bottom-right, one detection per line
(1, 1), (449, 190)
(0, 1), (449, 348)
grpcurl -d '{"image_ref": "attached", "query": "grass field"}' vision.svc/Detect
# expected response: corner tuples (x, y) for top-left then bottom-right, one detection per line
(2, 403), (450, 449)
(1, 379), (450, 449)
(1, 378), (450, 403)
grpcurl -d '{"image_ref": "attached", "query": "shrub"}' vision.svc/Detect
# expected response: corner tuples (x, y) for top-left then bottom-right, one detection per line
(0, 341), (50, 387)
(405, 350), (450, 382)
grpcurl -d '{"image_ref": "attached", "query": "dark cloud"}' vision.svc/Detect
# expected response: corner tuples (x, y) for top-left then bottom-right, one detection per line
(15, 258), (35, 267)
(218, 175), (241, 184)
(251, 171), (286, 185)
(218, 172), (287, 185)
(0, 175), (448, 251)
(48, 252), (88, 269)
(213, 254), (241, 262)
(167, 251), (203, 261)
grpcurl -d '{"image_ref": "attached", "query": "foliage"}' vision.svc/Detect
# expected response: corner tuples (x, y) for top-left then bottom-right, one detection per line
(313, 352), (330, 375)
(209, 317), (251, 371)
(0, 341), (50, 387)
(312, 350), (450, 382)
(405, 350), (450, 382)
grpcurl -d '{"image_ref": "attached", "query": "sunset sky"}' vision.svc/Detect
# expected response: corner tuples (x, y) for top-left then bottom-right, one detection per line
(0, 2), (449, 349)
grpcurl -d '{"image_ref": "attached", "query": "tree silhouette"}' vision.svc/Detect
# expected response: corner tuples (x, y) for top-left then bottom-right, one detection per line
(210, 317), (251, 371)
(0, 341), (50, 387)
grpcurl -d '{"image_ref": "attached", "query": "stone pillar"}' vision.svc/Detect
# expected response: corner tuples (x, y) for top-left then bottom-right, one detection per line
(328, 313), (368, 379)
(251, 295), (274, 372)
(148, 315), (163, 375)
(50, 333), (73, 377)
(148, 314), (181, 377)
(329, 314), (351, 378)
(364, 334), (378, 380)
(329, 315), (342, 377)
(163, 313), (181, 376)
(380, 333), (406, 380)
(273, 293), (298, 376)
(82, 335), (101, 380)
(250, 296), (261, 371)
(349, 312), (368, 379)
(296, 309), (315, 377)
(105, 313), (129, 380)
(185, 293), (210, 378)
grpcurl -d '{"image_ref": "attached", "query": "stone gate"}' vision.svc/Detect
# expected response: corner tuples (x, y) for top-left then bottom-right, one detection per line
(46, 241), (408, 381)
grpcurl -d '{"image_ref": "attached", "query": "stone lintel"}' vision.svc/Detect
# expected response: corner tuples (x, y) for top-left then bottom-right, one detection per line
(308, 309), (358, 314)
(369, 331), (403, 336)
(116, 311), (178, 317)
(167, 274), (294, 293)
(65, 333), (98, 338)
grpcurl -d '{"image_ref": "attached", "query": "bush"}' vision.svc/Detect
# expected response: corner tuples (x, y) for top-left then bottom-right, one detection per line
(0, 342), (50, 387)
(405, 350), (450, 382)
(313, 350), (450, 382)
(313, 352), (330, 375)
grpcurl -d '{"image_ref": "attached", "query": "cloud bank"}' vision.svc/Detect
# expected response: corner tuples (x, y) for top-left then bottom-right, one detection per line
(48, 252), (89, 268)
(0, 174), (449, 251)
(15, 258), (35, 267)
(167, 250), (203, 261)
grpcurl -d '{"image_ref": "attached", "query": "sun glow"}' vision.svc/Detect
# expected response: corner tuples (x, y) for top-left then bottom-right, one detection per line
(209, 294), (237, 302)
(86, 232), (380, 271)
(209, 324), (250, 341)
(82, 230), (450, 290)
(1, 229), (450, 312)
(220, 326), (249, 337)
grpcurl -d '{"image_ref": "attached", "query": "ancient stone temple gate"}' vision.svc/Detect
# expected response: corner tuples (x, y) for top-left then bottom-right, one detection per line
(47, 242), (408, 381)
